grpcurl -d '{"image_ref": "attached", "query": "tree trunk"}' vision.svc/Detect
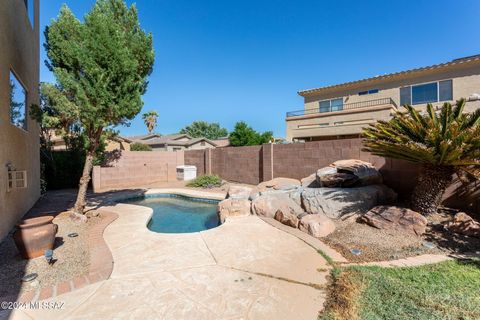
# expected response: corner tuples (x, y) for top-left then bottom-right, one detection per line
(72, 150), (95, 217)
(410, 165), (454, 215)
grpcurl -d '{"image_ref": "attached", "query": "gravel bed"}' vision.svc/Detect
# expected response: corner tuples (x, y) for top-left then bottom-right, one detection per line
(0, 213), (100, 300)
(323, 210), (480, 263)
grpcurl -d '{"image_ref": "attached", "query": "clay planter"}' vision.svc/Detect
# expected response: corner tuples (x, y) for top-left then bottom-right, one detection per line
(13, 216), (58, 259)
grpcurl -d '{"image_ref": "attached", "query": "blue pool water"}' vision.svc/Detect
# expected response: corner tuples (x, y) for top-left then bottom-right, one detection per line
(123, 194), (220, 233)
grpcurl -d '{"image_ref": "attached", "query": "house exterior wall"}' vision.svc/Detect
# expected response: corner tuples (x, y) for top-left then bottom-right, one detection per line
(105, 139), (131, 151)
(150, 141), (216, 151)
(0, 0), (40, 240)
(287, 61), (480, 141)
(187, 141), (216, 150)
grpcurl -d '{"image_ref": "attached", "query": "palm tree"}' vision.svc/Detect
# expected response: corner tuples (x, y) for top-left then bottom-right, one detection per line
(362, 99), (480, 215)
(142, 110), (159, 134)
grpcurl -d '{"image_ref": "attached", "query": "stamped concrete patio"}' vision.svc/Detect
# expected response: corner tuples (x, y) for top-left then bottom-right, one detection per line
(12, 189), (330, 320)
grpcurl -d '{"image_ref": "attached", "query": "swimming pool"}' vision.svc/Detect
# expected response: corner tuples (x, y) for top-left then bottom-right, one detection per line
(123, 194), (220, 233)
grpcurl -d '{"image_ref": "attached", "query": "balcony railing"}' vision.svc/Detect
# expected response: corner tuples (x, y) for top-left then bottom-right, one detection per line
(286, 98), (397, 118)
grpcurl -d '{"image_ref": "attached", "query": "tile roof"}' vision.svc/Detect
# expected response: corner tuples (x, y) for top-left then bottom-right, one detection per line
(129, 133), (217, 147)
(298, 54), (480, 96)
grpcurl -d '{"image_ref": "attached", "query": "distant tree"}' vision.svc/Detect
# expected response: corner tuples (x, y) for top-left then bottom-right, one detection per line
(229, 121), (273, 146)
(142, 110), (159, 134)
(180, 121), (228, 140)
(43, 0), (154, 218)
(130, 142), (152, 151)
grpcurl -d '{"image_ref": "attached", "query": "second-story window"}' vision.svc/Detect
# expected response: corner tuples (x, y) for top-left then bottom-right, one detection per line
(400, 80), (453, 105)
(9, 71), (27, 130)
(319, 98), (343, 113)
(24, 0), (34, 27)
(358, 89), (379, 96)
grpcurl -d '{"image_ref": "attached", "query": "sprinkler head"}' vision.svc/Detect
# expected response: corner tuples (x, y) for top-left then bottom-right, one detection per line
(44, 249), (54, 264)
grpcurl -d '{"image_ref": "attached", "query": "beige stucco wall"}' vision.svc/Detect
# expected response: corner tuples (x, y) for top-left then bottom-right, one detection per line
(287, 61), (480, 141)
(151, 141), (216, 151)
(0, 0), (40, 240)
(105, 139), (131, 152)
(187, 141), (216, 150)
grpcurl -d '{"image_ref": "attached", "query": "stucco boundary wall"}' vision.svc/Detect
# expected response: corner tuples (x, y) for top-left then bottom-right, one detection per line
(92, 151), (184, 192)
(184, 139), (479, 213)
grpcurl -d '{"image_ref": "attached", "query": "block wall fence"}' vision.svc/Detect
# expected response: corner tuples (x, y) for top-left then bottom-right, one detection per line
(92, 151), (184, 192)
(91, 139), (478, 213)
(184, 139), (479, 213)
(185, 138), (420, 194)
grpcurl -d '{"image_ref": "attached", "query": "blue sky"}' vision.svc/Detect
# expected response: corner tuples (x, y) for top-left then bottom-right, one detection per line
(40, 0), (480, 137)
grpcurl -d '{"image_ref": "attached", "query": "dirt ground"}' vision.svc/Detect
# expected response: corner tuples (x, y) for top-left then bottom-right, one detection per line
(0, 212), (100, 300)
(323, 209), (480, 263)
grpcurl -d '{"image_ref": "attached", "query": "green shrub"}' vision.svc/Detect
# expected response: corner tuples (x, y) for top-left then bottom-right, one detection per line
(130, 142), (152, 151)
(187, 175), (222, 188)
(43, 150), (85, 190)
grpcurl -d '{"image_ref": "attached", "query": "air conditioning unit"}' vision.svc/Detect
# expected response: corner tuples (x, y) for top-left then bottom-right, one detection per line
(176, 165), (197, 181)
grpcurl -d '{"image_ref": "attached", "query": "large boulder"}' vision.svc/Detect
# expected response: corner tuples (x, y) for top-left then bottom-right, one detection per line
(301, 173), (319, 188)
(298, 214), (335, 238)
(252, 193), (303, 219)
(301, 185), (397, 219)
(360, 206), (427, 236)
(317, 173), (359, 188)
(227, 185), (253, 199)
(257, 177), (301, 192)
(331, 159), (382, 186)
(445, 212), (480, 238)
(218, 198), (251, 223)
(274, 208), (299, 228)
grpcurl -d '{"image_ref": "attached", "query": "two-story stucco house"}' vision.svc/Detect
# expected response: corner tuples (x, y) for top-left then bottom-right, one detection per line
(0, 0), (40, 240)
(286, 55), (480, 141)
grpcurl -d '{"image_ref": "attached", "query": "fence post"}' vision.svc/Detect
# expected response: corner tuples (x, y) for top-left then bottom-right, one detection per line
(262, 143), (274, 182)
(92, 166), (101, 193)
(205, 148), (212, 175)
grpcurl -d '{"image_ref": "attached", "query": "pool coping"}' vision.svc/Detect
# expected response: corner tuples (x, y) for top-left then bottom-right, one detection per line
(16, 188), (226, 303)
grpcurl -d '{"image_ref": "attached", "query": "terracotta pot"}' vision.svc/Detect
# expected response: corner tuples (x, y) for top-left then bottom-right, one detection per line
(13, 216), (58, 259)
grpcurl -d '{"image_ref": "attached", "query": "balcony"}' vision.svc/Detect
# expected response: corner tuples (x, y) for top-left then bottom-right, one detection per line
(286, 98), (397, 118)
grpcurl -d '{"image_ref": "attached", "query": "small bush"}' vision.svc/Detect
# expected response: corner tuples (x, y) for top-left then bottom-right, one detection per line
(130, 142), (152, 151)
(187, 175), (222, 188)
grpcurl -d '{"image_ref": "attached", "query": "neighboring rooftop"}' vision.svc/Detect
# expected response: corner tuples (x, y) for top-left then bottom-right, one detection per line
(298, 54), (480, 97)
(127, 133), (217, 147)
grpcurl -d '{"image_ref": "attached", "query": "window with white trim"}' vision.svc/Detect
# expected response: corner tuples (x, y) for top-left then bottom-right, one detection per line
(319, 98), (343, 113)
(7, 170), (27, 192)
(400, 80), (453, 106)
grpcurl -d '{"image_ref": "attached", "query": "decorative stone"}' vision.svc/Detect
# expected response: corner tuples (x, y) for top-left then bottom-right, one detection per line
(301, 185), (397, 219)
(445, 212), (480, 238)
(252, 194), (303, 219)
(274, 208), (300, 228)
(317, 173), (359, 188)
(218, 198), (251, 223)
(257, 178), (301, 193)
(360, 206), (427, 236)
(298, 214), (335, 238)
(227, 185), (253, 199)
(301, 173), (319, 188)
(331, 159), (382, 186)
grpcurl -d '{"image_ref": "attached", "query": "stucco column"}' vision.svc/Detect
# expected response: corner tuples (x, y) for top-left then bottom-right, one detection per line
(262, 143), (274, 182)
(205, 149), (212, 175)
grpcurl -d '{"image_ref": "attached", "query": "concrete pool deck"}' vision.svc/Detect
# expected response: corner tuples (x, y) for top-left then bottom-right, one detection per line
(10, 188), (330, 320)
